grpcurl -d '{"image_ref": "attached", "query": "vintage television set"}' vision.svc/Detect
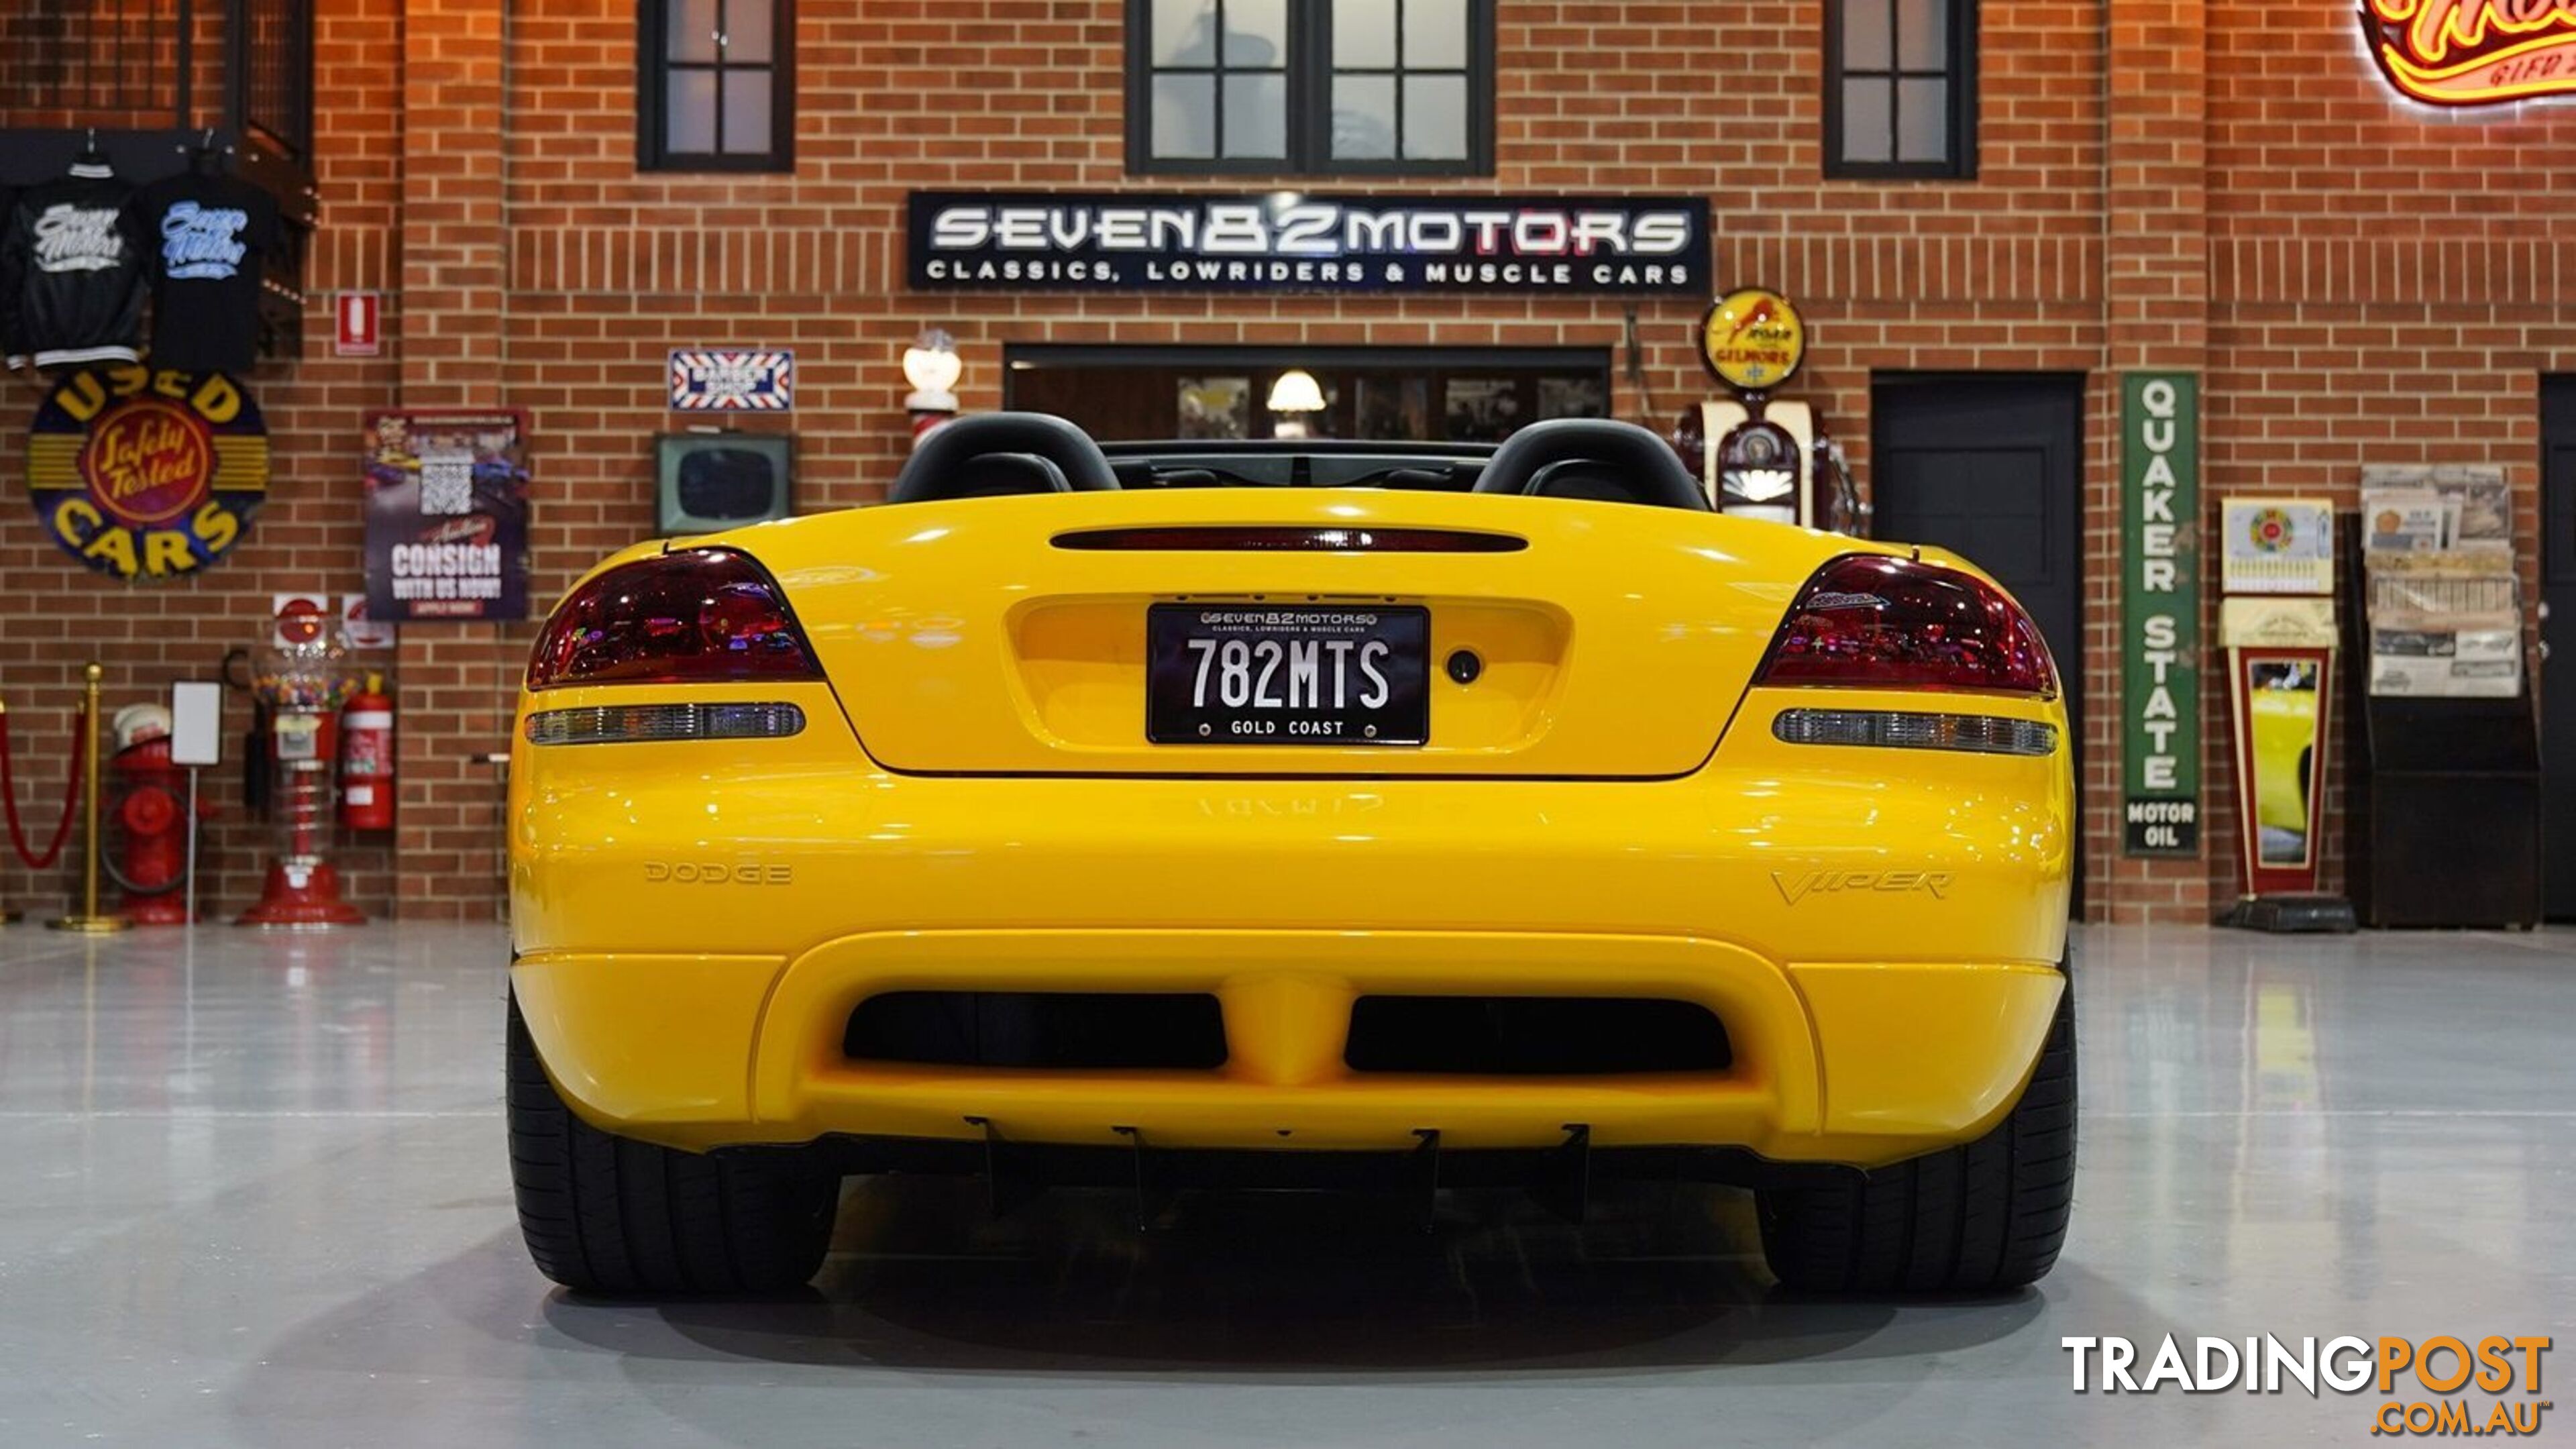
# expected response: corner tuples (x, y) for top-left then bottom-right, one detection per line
(653, 433), (795, 535)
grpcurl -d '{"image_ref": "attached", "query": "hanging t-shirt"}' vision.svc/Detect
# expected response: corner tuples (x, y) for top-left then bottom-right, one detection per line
(125, 170), (278, 375)
(0, 165), (145, 370)
(0, 184), (14, 364)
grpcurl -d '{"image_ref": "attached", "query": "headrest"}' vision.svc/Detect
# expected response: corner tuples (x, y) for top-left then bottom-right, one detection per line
(1470, 419), (1711, 511)
(888, 411), (1120, 503)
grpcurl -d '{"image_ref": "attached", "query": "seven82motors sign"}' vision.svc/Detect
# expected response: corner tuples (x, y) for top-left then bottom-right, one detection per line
(2123, 374), (2200, 857)
(908, 193), (1709, 294)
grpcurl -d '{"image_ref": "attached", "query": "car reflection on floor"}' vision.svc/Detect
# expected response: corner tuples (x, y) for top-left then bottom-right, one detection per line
(4, 921), (2571, 1448)
(537, 1174), (2036, 1375)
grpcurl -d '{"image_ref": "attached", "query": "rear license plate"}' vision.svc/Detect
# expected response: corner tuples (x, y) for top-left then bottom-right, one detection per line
(1147, 604), (1430, 745)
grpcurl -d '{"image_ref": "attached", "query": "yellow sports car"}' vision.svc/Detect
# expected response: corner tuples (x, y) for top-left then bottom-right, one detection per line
(506, 415), (2074, 1296)
(2248, 661), (2319, 859)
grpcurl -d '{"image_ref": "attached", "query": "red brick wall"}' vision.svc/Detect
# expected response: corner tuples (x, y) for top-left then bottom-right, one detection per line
(0, 0), (407, 923)
(1, 0), (2565, 924)
(2194, 0), (2572, 912)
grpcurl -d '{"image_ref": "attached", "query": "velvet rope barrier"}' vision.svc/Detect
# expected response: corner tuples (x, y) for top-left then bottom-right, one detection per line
(0, 698), (89, 871)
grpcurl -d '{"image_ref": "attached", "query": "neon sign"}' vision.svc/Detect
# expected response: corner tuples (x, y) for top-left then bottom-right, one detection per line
(2364, 0), (2576, 105)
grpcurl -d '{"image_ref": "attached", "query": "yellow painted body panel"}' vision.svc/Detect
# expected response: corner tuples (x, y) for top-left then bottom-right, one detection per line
(740, 487), (1910, 777)
(513, 933), (2061, 1162)
(511, 490), (2073, 1171)
(1010, 594), (1574, 757)
(2251, 685), (2316, 833)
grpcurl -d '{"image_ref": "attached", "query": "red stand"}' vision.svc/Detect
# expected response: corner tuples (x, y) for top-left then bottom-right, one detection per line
(237, 859), (367, 928)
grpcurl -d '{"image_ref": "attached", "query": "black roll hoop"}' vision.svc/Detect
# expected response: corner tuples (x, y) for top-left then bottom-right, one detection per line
(1471, 418), (1711, 511)
(888, 411), (1123, 504)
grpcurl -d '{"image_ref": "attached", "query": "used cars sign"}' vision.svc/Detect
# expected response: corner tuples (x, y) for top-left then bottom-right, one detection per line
(26, 365), (266, 581)
(907, 191), (1709, 295)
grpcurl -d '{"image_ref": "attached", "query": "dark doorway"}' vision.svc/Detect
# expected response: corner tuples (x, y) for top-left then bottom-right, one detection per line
(1871, 372), (2088, 884)
(1870, 374), (2086, 690)
(1004, 345), (1611, 444)
(2541, 379), (2576, 918)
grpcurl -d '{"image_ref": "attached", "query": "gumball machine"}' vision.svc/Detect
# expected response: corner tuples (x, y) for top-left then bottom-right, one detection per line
(237, 600), (367, 928)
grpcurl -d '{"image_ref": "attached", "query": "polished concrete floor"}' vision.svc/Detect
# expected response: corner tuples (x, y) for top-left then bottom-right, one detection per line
(0, 922), (2569, 1448)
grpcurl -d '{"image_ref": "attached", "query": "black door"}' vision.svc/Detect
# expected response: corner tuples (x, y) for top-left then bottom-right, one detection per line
(2542, 380), (2576, 918)
(1871, 374), (2088, 897)
(1870, 374), (2086, 701)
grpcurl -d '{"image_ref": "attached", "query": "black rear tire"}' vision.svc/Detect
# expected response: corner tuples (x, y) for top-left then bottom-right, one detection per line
(506, 991), (839, 1295)
(1756, 965), (2076, 1293)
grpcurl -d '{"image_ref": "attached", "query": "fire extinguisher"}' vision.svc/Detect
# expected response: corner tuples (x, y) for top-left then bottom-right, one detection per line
(339, 672), (394, 831)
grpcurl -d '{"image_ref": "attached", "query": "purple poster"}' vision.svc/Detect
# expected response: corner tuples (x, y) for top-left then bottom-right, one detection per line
(363, 409), (531, 623)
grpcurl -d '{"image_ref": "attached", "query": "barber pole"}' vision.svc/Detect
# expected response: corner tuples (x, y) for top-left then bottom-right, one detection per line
(910, 409), (955, 447)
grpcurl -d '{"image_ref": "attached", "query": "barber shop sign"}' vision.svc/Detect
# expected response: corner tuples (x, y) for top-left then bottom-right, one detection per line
(669, 350), (796, 411)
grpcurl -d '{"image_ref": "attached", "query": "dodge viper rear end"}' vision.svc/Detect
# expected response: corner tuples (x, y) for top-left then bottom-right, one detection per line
(505, 417), (2074, 1297)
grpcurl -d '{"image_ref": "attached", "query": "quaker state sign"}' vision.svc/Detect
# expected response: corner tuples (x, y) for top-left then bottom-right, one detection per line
(26, 366), (267, 580)
(1700, 286), (1806, 393)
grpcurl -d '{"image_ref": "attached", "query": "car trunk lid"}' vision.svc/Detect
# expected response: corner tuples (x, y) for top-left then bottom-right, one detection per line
(729, 489), (1885, 778)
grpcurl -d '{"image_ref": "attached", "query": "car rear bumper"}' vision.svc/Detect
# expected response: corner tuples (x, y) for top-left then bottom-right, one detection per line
(509, 929), (2065, 1168)
(510, 682), (2070, 1169)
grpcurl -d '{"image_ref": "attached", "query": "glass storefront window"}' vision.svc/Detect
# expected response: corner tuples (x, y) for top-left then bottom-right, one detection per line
(639, 0), (794, 172)
(1328, 0), (1472, 165)
(1144, 0), (1289, 159)
(1825, 0), (1974, 178)
(1130, 0), (1493, 175)
(1006, 345), (1612, 444)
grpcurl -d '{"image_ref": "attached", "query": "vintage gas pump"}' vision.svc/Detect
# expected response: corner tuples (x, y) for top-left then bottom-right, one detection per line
(237, 599), (367, 928)
(2215, 498), (2356, 932)
(1671, 287), (1868, 535)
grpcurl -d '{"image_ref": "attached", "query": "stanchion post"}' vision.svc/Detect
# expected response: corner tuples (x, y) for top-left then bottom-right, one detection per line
(48, 663), (128, 935)
(183, 768), (200, 928)
(0, 696), (17, 925)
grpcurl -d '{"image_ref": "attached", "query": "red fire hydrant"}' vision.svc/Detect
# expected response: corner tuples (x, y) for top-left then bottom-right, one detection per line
(108, 704), (211, 926)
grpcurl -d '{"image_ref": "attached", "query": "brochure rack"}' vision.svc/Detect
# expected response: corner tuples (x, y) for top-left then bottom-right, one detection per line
(2339, 516), (2543, 928)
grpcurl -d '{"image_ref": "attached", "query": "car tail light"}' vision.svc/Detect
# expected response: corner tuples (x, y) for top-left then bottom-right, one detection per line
(524, 702), (807, 747)
(1756, 554), (2057, 697)
(1053, 526), (1527, 553)
(1771, 708), (2056, 757)
(526, 547), (819, 690)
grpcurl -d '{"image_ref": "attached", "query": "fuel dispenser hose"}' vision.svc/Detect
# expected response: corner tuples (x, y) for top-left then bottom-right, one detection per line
(0, 704), (89, 871)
